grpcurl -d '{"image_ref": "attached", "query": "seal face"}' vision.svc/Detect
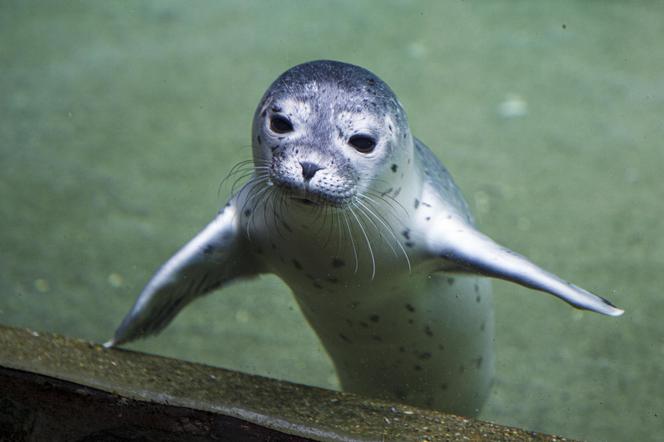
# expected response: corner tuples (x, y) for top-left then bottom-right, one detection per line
(252, 61), (408, 209)
(107, 60), (623, 417)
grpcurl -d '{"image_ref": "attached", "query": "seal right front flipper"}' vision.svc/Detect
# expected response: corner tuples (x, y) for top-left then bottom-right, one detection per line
(424, 213), (624, 317)
(105, 201), (261, 348)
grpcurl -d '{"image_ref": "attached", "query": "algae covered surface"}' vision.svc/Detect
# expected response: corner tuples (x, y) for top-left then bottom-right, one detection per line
(1, 1), (662, 441)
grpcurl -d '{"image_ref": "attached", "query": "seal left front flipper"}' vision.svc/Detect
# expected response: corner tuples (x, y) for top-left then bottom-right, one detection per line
(425, 214), (624, 317)
(105, 202), (262, 348)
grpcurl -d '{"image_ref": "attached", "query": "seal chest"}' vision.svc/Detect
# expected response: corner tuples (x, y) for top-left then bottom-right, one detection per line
(106, 60), (623, 417)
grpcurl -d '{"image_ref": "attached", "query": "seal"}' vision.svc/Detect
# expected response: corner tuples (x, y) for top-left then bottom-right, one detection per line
(106, 60), (623, 416)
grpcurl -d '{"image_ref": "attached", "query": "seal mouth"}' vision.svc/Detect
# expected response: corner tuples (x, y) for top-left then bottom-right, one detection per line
(292, 197), (320, 206)
(286, 191), (349, 208)
(268, 175), (352, 208)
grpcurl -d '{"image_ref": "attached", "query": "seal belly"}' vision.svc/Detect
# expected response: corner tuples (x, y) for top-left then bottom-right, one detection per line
(289, 271), (494, 416)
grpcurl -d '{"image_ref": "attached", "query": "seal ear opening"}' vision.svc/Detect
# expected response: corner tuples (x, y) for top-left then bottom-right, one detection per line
(428, 217), (624, 317)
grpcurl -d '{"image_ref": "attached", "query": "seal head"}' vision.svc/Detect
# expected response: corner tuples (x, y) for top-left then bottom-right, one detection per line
(252, 60), (411, 208)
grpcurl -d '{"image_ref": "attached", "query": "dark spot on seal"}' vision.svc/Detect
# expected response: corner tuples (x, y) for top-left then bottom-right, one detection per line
(405, 303), (415, 312)
(359, 321), (369, 328)
(331, 257), (345, 268)
(271, 243), (277, 250)
(203, 245), (214, 255)
(480, 321), (486, 331)
(391, 164), (398, 173)
(425, 398), (434, 407)
(256, 135), (262, 145)
(414, 199), (420, 209)
(475, 357), (483, 369)
(380, 187), (393, 197)
(438, 344), (445, 351)
(476, 295), (481, 303)
(414, 365), (422, 371)
(440, 383), (448, 391)
(313, 282), (323, 289)
(370, 314), (380, 322)
(446, 277), (455, 286)
(408, 319), (414, 324)
(244, 209), (252, 217)
(327, 276), (339, 284)
(419, 352), (432, 360)
(405, 241), (415, 248)
(399, 346), (406, 353)
(282, 221), (292, 232)
(459, 365), (465, 374)
(425, 216), (431, 221)
(254, 247), (263, 255)
(401, 228), (411, 240)
(345, 319), (353, 327)
(393, 187), (401, 197)
(292, 259), (303, 270)
(425, 325), (434, 337)
(339, 333), (352, 344)
(474, 282), (480, 293)
(421, 201), (432, 208)
(372, 335), (382, 342)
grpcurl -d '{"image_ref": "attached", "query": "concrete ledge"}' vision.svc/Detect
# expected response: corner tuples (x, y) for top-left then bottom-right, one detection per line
(0, 325), (572, 441)
(1, 367), (310, 441)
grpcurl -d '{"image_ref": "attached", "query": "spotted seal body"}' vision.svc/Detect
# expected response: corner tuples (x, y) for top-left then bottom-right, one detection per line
(106, 60), (623, 416)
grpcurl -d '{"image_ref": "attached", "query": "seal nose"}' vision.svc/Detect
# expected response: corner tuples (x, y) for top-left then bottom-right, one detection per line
(299, 161), (324, 181)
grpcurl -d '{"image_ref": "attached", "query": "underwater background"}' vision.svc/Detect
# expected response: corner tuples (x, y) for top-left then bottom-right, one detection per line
(1, 1), (662, 440)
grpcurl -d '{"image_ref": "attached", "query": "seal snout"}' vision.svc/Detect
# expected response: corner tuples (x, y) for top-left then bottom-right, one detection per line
(299, 161), (324, 181)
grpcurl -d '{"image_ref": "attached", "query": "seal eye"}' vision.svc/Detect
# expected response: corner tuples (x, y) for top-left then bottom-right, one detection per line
(270, 115), (294, 134)
(349, 134), (376, 153)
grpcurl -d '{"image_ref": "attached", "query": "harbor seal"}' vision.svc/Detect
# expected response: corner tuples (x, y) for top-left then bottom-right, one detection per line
(106, 60), (623, 416)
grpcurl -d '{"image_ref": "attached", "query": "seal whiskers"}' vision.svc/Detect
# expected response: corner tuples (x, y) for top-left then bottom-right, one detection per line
(355, 193), (412, 272)
(348, 205), (376, 279)
(341, 211), (360, 273)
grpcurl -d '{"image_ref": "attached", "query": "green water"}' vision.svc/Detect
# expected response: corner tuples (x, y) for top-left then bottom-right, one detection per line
(1, 1), (662, 440)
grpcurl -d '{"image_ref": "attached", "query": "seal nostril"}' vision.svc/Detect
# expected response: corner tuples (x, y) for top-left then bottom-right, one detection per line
(300, 161), (324, 181)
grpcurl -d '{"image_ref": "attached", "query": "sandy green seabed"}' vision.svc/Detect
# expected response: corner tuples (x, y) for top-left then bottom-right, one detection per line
(1, 1), (663, 441)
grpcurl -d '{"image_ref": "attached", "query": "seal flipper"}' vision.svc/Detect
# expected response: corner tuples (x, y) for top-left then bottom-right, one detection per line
(105, 203), (262, 348)
(426, 215), (624, 317)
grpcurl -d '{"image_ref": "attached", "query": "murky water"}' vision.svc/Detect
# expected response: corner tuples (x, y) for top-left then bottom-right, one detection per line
(2, 2), (662, 440)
